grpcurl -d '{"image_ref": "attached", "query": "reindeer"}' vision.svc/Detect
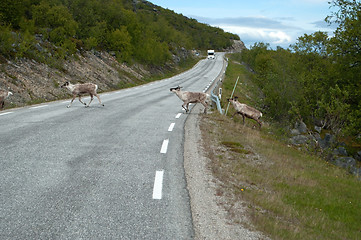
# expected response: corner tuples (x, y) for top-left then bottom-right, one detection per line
(61, 81), (104, 108)
(227, 96), (262, 128)
(0, 89), (13, 109)
(170, 86), (210, 114)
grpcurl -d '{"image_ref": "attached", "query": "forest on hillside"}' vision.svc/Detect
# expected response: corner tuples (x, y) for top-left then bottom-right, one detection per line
(0, 0), (239, 65)
(238, 0), (360, 142)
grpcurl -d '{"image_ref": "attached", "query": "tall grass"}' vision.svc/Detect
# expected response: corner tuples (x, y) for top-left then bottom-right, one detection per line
(200, 55), (361, 239)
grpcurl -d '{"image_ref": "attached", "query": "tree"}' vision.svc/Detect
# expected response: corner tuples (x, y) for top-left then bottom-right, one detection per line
(316, 85), (350, 136)
(326, 0), (361, 135)
(32, 2), (78, 44)
(0, 25), (15, 57)
(291, 31), (329, 57)
(326, 0), (361, 67)
(107, 27), (132, 62)
(0, 0), (26, 28)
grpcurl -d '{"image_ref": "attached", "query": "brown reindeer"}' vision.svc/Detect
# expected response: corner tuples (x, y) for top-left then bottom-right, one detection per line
(0, 89), (13, 109)
(227, 96), (262, 128)
(170, 86), (210, 113)
(61, 81), (104, 108)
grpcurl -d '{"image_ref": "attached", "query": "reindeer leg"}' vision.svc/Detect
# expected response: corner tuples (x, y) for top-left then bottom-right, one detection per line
(201, 101), (208, 114)
(182, 102), (188, 112)
(242, 114), (245, 125)
(68, 95), (76, 108)
(94, 93), (104, 106)
(78, 95), (86, 106)
(181, 104), (187, 112)
(87, 94), (94, 107)
(256, 119), (262, 128)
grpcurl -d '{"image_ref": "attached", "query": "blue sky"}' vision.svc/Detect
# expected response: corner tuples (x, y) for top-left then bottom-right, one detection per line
(150, 0), (336, 49)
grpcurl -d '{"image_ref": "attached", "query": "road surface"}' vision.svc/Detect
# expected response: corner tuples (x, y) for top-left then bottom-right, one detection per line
(0, 53), (225, 239)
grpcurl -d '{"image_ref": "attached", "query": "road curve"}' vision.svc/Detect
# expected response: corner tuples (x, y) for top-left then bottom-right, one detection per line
(0, 53), (225, 239)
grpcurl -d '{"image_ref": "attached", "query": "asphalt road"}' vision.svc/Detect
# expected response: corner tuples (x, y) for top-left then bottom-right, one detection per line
(0, 53), (225, 239)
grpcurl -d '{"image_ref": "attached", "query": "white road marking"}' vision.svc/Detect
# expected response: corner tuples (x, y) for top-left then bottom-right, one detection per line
(0, 112), (13, 116)
(175, 113), (182, 119)
(30, 105), (48, 109)
(168, 123), (175, 132)
(160, 139), (169, 154)
(152, 170), (164, 200)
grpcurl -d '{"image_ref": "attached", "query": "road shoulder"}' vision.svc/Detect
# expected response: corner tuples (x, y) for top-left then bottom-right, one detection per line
(184, 105), (266, 240)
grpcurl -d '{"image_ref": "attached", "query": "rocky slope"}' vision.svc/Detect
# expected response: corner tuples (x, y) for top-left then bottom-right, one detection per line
(0, 51), (161, 108)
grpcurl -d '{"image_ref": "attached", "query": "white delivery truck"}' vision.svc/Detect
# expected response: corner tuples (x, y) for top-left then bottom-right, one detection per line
(207, 49), (215, 59)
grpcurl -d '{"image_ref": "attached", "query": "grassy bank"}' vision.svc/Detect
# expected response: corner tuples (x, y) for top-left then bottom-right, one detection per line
(200, 55), (361, 239)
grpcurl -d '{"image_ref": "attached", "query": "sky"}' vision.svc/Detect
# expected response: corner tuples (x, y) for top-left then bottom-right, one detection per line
(150, 0), (337, 49)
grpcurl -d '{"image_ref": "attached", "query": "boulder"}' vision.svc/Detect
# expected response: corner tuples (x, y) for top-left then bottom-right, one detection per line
(319, 133), (335, 149)
(333, 157), (356, 169)
(355, 151), (361, 162)
(294, 121), (308, 134)
(290, 129), (300, 135)
(350, 166), (361, 177)
(333, 147), (348, 156)
(290, 135), (310, 145)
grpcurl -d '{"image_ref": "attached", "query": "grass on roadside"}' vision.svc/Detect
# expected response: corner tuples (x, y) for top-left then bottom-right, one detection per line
(200, 54), (361, 239)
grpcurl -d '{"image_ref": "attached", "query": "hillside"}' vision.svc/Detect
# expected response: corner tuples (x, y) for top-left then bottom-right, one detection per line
(0, 51), (169, 107)
(0, 0), (240, 64)
(0, 0), (243, 107)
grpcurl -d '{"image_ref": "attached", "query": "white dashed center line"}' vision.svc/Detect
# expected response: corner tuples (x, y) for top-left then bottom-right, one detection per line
(160, 139), (169, 154)
(153, 170), (164, 200)
(153, 110), (183, 199)
(168, 123), (175, 132)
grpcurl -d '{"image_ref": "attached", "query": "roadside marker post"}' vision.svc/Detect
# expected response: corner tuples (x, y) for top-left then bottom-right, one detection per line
(225, 76), (239, 116)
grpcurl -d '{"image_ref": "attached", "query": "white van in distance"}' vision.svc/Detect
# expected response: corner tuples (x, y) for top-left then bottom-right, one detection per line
(207, 50), (215, 59)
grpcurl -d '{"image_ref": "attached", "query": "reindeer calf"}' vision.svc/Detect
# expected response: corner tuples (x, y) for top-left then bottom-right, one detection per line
(0, 90), (13, 109)
(61, 81), (104, 108)
(228, 97), (262, 128)
(170, 86), (210, 114)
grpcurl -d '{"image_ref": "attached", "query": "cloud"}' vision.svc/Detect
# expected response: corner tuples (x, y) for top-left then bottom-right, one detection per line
(269, 31), (292, 44)
(195, 16), (301, 31)
(191, 15), (298, 48)
(192, 15), (334, 49)
(220, 25), (293, 47)
(312, 20), (338, 29)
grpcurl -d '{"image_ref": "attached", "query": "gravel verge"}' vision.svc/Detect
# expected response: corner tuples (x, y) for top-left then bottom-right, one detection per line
(184, 104), (268, 240)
